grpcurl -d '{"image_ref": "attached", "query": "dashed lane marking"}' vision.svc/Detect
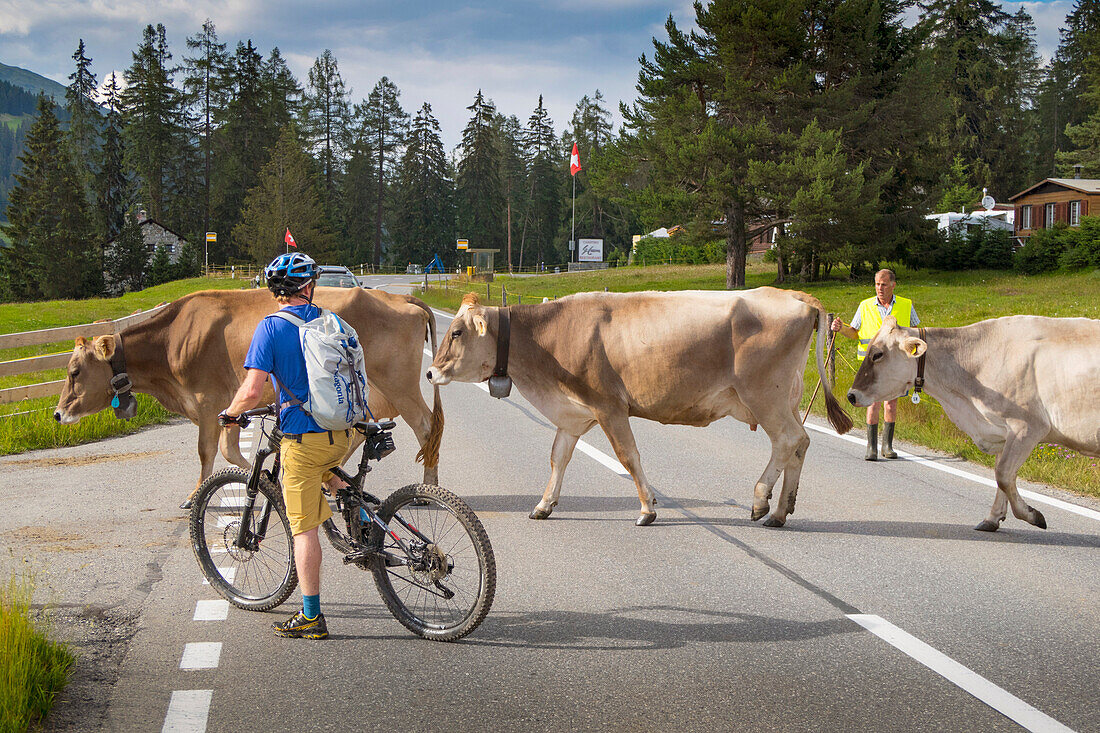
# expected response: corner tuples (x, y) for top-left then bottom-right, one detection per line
(193, 600), (229, 621)
(179, 642), (222, 670)
(162, 689), (212, 732)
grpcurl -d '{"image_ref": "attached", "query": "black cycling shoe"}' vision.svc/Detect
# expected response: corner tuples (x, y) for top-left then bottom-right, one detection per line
(272, 611), (328, 639)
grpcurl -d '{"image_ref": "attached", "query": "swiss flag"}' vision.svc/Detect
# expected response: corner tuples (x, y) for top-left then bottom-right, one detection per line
(285, 228), (297, 248)
(570, 143), (582, 176)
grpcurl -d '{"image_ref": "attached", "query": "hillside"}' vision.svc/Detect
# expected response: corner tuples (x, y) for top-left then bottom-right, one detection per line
(0, 61), (67, 103)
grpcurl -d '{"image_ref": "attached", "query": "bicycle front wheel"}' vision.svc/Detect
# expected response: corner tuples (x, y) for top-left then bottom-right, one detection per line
(371, 484), (496, 641)
(189, 467), (297, 611)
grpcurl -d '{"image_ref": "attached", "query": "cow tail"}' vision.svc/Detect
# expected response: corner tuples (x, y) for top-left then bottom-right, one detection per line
(816, 307), (853, 435)
(411, 295), (444, 468)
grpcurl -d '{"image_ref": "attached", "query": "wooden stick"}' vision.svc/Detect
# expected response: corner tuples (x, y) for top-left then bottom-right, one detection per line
(801, 329), (838, 425)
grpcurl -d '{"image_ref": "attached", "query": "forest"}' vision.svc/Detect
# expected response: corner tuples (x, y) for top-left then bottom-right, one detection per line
(3, 0), (1100, 301)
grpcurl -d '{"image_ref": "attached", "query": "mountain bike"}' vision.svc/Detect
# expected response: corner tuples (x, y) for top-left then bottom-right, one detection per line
(188, 405), (495, 642)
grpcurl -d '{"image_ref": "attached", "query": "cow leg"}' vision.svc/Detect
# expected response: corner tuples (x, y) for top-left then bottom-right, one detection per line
(183, 418), (222, 509)
(531, 429), (581, 520)
(595, 413), (658, 526)
(750, 413), (807, 527)
(765, 426), (810, 528)
(379, 389), (440, 486)
(978, 427), (1046, 531)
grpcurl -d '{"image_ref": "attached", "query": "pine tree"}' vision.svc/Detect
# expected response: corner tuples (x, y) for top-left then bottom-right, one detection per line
(302, 49), (350, 197)
(97, 73), (128, 239)
(183, 19), (230, 237)
(1, 95), (100, 300)
(104, 211), (151, 293)
(392, 103), (454, 267)
(121, 24), (186, 223)
(65, 39), (101, 207)
(263, 47), (302, 132)
(495, 114), (526, 271)
(519, 95), (561, 267)
(359, 77), (408, 267)
(234, 125), (337, 263)
(146, 244), (174, 286)
(936, 155), (982, 212)
(456, 90), (505, 253)
(211, 40), (273, 261)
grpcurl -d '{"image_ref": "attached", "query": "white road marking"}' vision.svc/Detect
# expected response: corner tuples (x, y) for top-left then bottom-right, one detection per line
(805, 423), (1100, 523)
(202, 568), (235, 585)
(162, 689), (212, 732)
(193, 600), (229, 621)
(848, 615), (1074, 732)
(179, 642), (222, 670)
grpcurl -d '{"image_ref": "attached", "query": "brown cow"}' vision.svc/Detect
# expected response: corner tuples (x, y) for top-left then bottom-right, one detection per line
(848, 315), (1100, 531)
(427, 289), (852, 526)
(54, 287), (444, 501)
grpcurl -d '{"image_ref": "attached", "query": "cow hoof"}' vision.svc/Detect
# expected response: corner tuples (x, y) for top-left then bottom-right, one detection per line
(973, 519), (999, 532)
(529, 507), (552, 520)
(1031, 508), (1047, 530)
(761, 514), (786, 528)
(180, 499), (193, 510)
(750, 506), (769, 522)
(636, 512), (657, 527)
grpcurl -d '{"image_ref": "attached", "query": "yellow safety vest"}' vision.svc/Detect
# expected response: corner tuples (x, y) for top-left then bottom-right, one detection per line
(857, 295), (912, 361)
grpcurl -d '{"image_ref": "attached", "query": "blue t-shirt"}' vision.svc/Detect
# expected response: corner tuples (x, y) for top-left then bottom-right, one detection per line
(243, 303), (324, 434)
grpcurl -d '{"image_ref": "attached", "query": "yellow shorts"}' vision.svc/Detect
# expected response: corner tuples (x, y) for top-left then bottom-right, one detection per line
(280, 430), (351, 535)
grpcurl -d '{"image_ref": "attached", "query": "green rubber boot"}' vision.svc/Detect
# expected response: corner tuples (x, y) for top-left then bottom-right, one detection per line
(881, 422), (898, 459)
(865, 423), (878, 461)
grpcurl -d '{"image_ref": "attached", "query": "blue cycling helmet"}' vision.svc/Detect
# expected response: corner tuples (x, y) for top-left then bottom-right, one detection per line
(264, 252), (317, 297)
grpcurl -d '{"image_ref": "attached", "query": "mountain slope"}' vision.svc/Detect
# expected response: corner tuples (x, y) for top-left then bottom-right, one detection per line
(0, 62), (68, 103)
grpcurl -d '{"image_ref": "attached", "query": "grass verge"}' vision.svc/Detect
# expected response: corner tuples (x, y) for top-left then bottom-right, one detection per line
(0, 570), (75, 733)
(417, 262), (1100, 500)
(0, 395), (172, 457)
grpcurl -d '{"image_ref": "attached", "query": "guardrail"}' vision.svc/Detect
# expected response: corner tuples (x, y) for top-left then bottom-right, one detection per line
(0, 304), (169, 406)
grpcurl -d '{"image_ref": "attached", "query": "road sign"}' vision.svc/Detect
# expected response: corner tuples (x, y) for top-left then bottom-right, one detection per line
(206, 232), (217, 242)
(457, 239), (468, 250)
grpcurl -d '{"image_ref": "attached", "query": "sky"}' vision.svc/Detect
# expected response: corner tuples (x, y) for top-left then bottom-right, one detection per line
(0, 0), (1075, 152)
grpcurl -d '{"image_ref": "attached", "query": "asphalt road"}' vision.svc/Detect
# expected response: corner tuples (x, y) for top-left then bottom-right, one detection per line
(2, 298), (1098, 732)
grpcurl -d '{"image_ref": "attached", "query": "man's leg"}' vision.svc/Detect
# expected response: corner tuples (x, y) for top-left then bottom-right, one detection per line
(294, 527), (322, 596)
(881, 399), (899, 459)
(865, 403), (881, 461)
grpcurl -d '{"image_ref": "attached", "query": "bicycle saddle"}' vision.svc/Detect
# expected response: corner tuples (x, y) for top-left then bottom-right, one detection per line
(356, 420), (397, 434)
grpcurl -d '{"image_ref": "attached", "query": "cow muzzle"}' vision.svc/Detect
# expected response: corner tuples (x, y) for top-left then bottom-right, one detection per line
(425, 368), (451, 386)
(847, 389), (870, 407)
(53, 408), (80, 425)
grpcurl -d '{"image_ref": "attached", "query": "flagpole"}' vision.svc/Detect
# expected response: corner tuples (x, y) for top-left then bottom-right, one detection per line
(571, 174), (576, 263)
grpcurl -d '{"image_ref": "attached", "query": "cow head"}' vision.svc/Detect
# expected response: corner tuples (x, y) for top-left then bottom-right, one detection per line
(426, 293), (497, 386)
(54, 336), (120, 424)
(847, 317), (927, 407)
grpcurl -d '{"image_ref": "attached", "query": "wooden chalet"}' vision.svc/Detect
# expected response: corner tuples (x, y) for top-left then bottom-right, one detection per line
(1009, 177), (1100, 243)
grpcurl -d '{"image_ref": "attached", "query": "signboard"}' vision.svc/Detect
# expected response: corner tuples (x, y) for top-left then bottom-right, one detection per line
(457, 239), (468, 250)
(577, 238), (603, 262)
(206, 232), (217, 242)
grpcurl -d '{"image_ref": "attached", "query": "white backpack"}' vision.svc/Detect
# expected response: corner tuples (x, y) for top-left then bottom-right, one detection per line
(269, 308), (370, 430)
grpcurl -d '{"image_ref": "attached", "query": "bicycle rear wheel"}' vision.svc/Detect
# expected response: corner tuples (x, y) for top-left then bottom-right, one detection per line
(371, 484), (496, 641)
(189, 467), (297, 611)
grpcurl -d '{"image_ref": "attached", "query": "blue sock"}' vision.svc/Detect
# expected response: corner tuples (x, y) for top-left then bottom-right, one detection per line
(302, 594), (320, 619)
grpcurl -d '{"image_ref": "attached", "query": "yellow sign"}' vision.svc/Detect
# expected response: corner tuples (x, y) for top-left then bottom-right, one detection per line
(457, 239), (468, 250)
(206, 232), (217, 242)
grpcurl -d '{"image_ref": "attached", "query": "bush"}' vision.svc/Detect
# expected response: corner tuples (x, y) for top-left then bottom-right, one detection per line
(910, 223), (1014, 271)
(1015, 225), (1072, 274)
(632, 236), (725, 266)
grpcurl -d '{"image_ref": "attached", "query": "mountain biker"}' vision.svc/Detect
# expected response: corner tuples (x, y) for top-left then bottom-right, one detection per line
(219, 251), (349, 639)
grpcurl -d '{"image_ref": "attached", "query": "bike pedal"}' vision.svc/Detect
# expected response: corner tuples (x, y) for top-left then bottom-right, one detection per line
(342, 547), (379, 565)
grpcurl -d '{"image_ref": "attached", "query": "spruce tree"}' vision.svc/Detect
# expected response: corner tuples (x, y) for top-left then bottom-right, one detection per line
(146, 244), (174, 286)
(65, 39), (101, 208)
(122, 24), (186, 223)
(360, 77), (408, 268)
(520, 96), (561, 267)
(495, 114), (526, 271)
(184, 19), (230, 237)
(97, 73), (128, 239)
(302, 49), (350, 197)
(104, 211), (150, 293)
(2, 95), (100, 300)
(392, 103), (454, 267)
(234, 125), (337, 263)
(456, 90), (505, 253)
(263, 47), (302, 132)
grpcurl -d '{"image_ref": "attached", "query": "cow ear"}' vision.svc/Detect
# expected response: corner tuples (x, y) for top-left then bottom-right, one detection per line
(74, 337), (88, 351)
(901, 337), (926, 358)
(473, 313), (488, 337)
(93, 335), (116, 361)
(883, 315), (898, 331)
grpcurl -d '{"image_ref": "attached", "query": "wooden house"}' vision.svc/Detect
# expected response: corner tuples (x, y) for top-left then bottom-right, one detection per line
(1009, 177), (1100, 244)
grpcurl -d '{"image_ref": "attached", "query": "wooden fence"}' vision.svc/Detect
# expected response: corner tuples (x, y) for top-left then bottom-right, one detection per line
(0, 305), (169, 407)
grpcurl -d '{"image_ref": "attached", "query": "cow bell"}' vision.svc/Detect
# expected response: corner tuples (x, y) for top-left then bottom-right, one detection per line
(112, 392), (137, 419)
(488, 374), (512, 399)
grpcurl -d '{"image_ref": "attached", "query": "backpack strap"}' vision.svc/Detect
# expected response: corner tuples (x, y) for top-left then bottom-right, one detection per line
(266, 309), (308, 409)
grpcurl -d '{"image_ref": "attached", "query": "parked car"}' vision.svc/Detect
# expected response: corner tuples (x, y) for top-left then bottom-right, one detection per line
(316, 265), (361, 288)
